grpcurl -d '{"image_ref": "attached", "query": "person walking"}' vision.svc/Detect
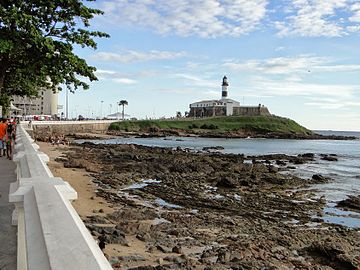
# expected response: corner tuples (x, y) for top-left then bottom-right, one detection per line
(0, 118), (8, 157)
(5, 119), (14, 160)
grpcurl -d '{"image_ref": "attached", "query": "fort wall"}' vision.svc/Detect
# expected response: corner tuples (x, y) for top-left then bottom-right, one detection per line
(233, 106), (271, 116)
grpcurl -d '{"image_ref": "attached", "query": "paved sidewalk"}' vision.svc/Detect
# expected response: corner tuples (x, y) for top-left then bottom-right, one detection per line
(0, 157), (17, 270)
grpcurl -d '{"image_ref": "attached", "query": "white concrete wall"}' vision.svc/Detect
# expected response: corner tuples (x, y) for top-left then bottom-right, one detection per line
(9, 125), (113, 270)
(29, 120), (117, 125)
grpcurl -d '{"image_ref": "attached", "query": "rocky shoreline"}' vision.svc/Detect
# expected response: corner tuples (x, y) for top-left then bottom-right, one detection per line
(106, 130), (357, 140)
(56, 141), (360, 269)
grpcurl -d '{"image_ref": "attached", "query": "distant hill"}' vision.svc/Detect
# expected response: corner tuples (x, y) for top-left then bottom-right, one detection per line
(108, 115), (314, 138)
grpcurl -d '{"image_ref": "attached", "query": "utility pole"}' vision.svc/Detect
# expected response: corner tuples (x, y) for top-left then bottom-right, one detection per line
(66, 88), (69, 120)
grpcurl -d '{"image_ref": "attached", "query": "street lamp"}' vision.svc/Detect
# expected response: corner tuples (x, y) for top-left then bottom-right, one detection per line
(100, 100), (104, 119)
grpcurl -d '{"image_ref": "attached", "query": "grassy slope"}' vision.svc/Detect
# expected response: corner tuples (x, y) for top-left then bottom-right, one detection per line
(109, 115), (312, 135)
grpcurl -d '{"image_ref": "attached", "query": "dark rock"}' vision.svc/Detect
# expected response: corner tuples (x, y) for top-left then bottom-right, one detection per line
(156, 245), (172, 253)
(276, 160), (286, 166)
(300, 153), (315, 159)
(216, 177), (237, 188)
(203, 146), (225, 151)
(293, 158), (305, 164)
(119, 254), (146, 262)
(268, 165), (278, 173)
(311, 174), (329, 183)
(136, 233), (151, 242)
(337, 196), (360, 212)
(217, 249), (232, 263)
(172, 245), (183, 254)
(321, 155), (338, 161)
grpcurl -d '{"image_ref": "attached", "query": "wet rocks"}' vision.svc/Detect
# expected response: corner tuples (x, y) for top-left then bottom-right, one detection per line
(60, 142), (359, 270)
(320, 154), (338, 161)
(337, 195), (360, 213)
(299, 153), (315, 159)
(216, 177), (237, 188)
(303, 240), (359, 270)
(202, 146), (225, 151)
(311, 174), (331, 183)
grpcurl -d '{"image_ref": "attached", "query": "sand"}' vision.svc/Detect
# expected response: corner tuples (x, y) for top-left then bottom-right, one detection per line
(37, 142), (113, 218)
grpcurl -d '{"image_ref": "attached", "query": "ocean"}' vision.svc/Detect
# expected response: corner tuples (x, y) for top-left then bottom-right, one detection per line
(77, 130), (360, 228)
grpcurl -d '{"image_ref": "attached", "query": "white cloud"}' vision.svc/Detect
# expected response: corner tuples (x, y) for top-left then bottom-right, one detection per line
(96, 0), (360, 38)
(275, 0), (350, 37)
(96, 69), (116, 75)
(223, 55), (329, 74)
(347, 25), (360, 32)
(174, 73), (218, 88)
(95, 70), (138, 84)
(113, 78), (138, 84)
(223, 55), (360, 75)
(248, 77), (357, 98)
(100, 0), (268, 37)
(305, 100), (360, 109)
(349, 3), (360, 22)
(92, 50), (186, 63)
(275, 46), (286, 51)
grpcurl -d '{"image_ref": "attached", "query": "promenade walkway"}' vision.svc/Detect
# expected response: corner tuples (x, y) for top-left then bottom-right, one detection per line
(0, 157), (17, 270)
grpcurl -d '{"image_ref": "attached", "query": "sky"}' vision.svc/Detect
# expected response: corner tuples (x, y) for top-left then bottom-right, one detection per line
(60, 0), (360, 131)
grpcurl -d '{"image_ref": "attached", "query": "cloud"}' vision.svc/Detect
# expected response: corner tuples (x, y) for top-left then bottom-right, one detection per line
(95, 69), (138, 84)
(305, 100), (360, 109)
(349, 3), (360, 22)
(275, 46), (286, 51)
(92, 50), (186, 63)
(113, 78), (138, 84)
(95, 1), (360, 38)
(223, 55), (360, 75)
(274, 0), (356, 37)
(223, 55), (329, 74)
(347, 25), (360, 32)
(174, 73), (219, 88)
(100, 0), (268, 38)
(248, 77), (357, 98)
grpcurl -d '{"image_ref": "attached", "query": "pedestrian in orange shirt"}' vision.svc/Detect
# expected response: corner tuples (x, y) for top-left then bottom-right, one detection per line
(0, 118), (8, 157)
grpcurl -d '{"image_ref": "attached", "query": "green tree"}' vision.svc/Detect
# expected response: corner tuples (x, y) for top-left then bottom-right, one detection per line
(118, 100), (128, 120)
(0, 0), (109, 113)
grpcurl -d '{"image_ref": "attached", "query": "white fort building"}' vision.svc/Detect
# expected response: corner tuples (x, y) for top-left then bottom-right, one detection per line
(189, 76), (270, 118)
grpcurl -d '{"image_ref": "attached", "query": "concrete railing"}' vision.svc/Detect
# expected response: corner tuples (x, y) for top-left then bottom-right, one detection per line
(9, 125), (113, 270)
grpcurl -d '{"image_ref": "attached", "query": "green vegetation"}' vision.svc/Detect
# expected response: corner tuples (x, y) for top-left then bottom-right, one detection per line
(109, 115), (312, 135)
(0, 1), (109, 114)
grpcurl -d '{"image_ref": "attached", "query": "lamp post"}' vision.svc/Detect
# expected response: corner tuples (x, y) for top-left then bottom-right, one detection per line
(66, 87), (69, 120)
(100, 100), (104, 119)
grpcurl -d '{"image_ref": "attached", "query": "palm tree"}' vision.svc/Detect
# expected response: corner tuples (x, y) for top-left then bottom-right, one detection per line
(118, 100), (128, 120)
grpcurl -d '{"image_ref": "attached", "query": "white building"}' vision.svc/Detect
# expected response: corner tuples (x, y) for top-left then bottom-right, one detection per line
(189, 76), (270, 118)
(189, 76), (240, 117)
(12, 88), (58, 117)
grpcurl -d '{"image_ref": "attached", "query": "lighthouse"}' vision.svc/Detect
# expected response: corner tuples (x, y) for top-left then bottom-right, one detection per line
(221, 75), (229, 99)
